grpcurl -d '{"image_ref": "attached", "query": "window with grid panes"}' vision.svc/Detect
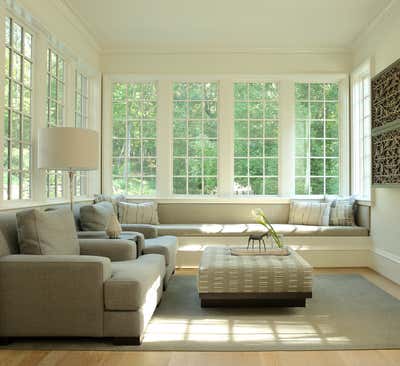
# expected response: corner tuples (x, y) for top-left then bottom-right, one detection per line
(172, 82), (218, 195)
(74, 71), (89, 197)
(112, 82), (157, 195)
(233, 82), (279, 195)
(295, 82), (339, 195)
(46, 48), (65, 199)
(3, 17), (33, 200)
(352, 73), (371, 198)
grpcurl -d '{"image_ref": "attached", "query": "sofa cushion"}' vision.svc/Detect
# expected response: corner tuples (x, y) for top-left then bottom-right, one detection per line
(144, 235), (177, 266)
(80, 201), (114, 231)
(16, 208), (80, 255)
(104, 254), (165, 311)
(156, 223), (369, 237)
(119, 201), (159, 225)
(94, 194), (126, 216)
(289, 201), (331, 226)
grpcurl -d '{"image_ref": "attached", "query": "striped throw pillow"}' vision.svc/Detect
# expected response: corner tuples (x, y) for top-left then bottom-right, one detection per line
(329, 201), (355, 226)
(288, 201), (331, 226)
(119, 201), (159, 225)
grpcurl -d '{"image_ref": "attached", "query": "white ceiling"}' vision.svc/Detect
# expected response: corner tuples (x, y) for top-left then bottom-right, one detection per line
(63, 0), (392, 52)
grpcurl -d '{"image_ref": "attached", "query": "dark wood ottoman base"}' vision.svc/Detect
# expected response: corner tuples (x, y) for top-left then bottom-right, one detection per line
(199, 292), (312, 308)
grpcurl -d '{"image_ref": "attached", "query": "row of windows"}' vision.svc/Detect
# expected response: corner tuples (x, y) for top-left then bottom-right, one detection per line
(3, 16), (89, 201)
(111, 81), (340, 196)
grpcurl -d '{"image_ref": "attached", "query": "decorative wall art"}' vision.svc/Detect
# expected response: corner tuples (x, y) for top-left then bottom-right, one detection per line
(371, 58), (400, 186)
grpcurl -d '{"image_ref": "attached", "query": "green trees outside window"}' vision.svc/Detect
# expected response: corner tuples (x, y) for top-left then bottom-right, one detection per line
(172, 82), (218, 195)
(295, 82), (339, 195)
(234, 82), (279, 195)
(112, 82), (158, 195)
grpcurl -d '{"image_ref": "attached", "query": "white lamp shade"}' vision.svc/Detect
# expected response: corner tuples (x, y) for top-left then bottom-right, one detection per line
(38, 127), (99, 171)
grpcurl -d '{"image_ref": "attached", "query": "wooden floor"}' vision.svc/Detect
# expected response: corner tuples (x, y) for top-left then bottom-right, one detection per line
(1, 267), (399, 366)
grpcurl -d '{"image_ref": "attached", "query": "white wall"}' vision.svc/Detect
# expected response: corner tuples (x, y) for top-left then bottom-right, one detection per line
(353, 0), (400, 284)
(101, 50), (351, 75)
(17, 0), (100, 71)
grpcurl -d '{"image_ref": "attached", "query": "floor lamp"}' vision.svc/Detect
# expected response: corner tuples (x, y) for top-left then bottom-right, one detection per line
(38, 127), (99, 211)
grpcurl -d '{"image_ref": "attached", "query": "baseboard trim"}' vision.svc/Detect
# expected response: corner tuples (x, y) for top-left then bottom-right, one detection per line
(372, 248), (400, 264)
(370, 249), (400, 285)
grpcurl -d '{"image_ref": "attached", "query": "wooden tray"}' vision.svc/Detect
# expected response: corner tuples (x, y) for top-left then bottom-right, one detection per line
(231, 247), (290, 256)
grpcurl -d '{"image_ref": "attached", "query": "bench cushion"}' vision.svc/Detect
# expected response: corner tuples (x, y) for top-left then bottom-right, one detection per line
(156, 223), (369, 237)
(104, 254), (165, 311)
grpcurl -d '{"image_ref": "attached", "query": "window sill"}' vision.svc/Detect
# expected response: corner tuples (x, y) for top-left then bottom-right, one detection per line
(124, 195), (327, 204)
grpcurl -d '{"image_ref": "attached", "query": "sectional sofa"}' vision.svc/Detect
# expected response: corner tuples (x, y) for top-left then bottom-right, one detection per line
(0, 206), (178, 345)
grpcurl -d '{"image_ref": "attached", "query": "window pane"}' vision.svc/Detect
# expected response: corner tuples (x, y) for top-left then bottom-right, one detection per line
(112, 82), (157, 196)
(3, 18), (32, 200)
(172, 82), (218, 195)
(46, 49), (65, 198)
(295, 82), (340, 195)
(234, 82), (279, 195)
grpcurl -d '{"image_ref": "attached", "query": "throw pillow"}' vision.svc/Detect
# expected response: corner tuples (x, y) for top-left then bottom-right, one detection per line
(288, 201), (331, 226)
(329, 196), (356, 226)
(80, 201), (114, 231)
(94, 194), (126, 216)
(16, 208), (79, 255)
(119, 201), (159, 225)
(330, 203), (355, 226)
(0, 230), (10, 257)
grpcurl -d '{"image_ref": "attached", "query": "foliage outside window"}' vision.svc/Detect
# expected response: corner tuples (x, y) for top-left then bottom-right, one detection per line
(3, 17), (32, 200)
(233, 82), (279, 195)
(172, 82), (218, 195)
(112, 82), (157, 195)
(74, 71), (89, 197)
(295, 82), (339, 195)
(46, 48), (65, 199)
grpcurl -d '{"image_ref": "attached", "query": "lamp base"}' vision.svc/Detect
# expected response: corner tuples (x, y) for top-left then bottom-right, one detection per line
(68, 170), (75, 212)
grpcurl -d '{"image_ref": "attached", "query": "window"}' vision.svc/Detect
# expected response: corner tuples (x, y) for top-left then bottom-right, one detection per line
(74, 71), (89, 197)
(295, 82), (339, 195)
(3, 17), (33, 200)
(112, 82), (157, 195)
(45, 48), (65, 199)
(351, 65), (371, 199)
(233, 82), (279, 195)
(172, 82), (218, 195)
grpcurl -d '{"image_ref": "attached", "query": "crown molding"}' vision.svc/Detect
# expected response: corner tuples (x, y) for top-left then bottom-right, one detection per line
(350, 0), (398, 49)
(100, 47), (351, 56)
(56, 0), (101, 53)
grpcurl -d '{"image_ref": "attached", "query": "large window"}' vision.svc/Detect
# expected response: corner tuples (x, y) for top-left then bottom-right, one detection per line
(112, 82), (157, 195)
(233, 82), (279, 195)
(46, 48), (65, 199)
(295, 82), (339, 195)
(74, 71), (89, 197)
(351, 65), (371, 199)
(3, 17), (32, 200)
(172, 82), (218, 195)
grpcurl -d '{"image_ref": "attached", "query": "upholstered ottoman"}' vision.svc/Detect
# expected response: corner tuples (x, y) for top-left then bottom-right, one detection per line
(197, 246), (313, 307)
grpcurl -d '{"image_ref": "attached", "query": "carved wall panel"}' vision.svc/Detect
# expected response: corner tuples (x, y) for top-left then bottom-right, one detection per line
(371, 58), (400, 186)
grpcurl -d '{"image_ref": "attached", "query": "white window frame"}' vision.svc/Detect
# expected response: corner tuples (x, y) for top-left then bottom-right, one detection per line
(172, 81), (219, 196)
(351, 59), (371, 200)
(102, 74), (349, 202)
(0, 2), (100, 209)
(232, 80), (280, 196)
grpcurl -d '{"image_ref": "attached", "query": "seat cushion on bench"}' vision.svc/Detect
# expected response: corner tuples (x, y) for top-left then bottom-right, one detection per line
(104, 254), (165, 311)
(156, 223), (369, 237)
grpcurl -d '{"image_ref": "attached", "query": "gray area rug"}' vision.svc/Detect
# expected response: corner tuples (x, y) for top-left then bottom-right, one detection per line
(3, 274), (400, 351)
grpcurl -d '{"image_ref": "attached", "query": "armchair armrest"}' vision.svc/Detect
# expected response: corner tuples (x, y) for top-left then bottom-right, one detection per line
(79, 239), (137, 261)
(77, 231), (108, 239)
(121, 224), (158, 239)
(0, 255), (111, 336)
